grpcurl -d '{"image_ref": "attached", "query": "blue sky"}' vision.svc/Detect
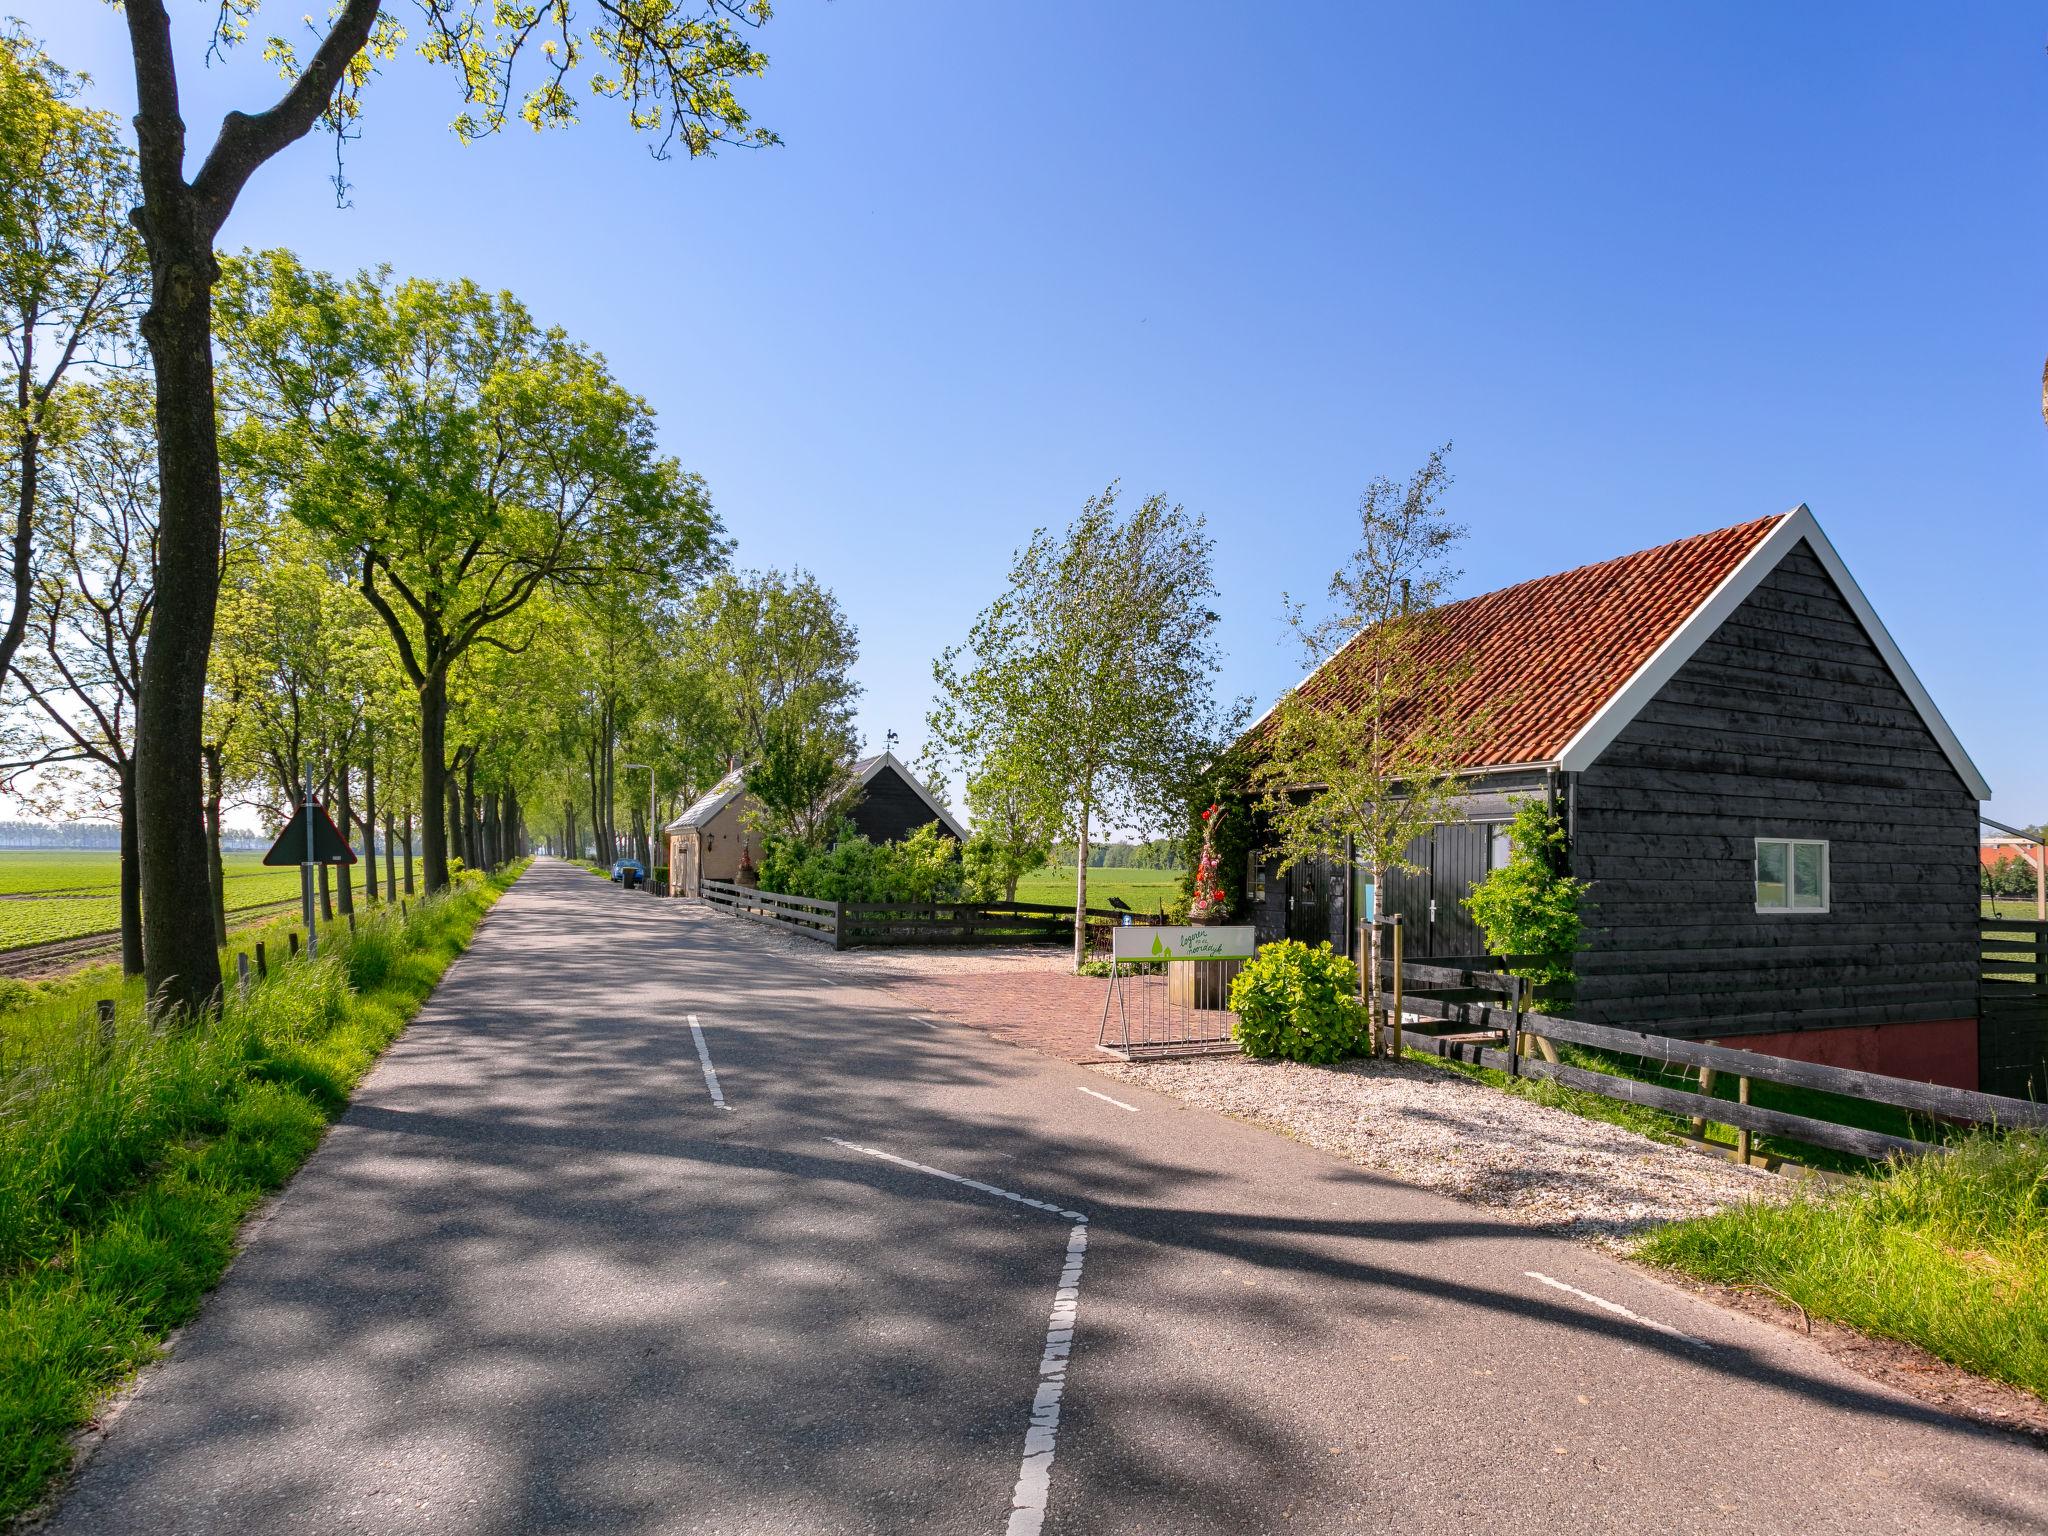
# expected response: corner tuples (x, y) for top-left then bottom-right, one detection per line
(26, 3), (2048, 820)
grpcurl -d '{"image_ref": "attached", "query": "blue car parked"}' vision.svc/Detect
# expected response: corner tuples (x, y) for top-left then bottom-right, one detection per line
(610, 858), (645, 886)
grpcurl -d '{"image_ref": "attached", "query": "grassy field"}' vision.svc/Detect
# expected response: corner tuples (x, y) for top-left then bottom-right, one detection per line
(1638, 1130), (2048, 1397)
(1012, 865), (1183, 914)
(0, 862), (524, 1521)
(0, 851), (307, 952)
(1985, 896), (2045, 920)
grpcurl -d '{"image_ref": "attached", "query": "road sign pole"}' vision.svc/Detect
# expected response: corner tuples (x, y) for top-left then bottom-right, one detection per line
(303, 766), (318, 959)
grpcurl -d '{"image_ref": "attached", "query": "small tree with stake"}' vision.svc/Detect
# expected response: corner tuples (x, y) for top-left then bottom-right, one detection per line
(1248, 446), (1486, 1054)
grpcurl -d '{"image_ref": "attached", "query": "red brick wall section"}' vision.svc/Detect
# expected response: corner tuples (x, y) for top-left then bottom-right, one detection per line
(1713, 1018), (1979, 1092)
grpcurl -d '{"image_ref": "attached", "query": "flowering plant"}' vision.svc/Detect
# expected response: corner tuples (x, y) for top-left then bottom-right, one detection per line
(1189, 803), (1229, 922)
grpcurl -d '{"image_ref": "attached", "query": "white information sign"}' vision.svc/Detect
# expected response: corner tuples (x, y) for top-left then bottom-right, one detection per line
(1110, 924), (1256, 963)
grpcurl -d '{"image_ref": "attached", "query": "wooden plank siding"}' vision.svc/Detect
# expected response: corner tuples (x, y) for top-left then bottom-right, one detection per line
(1569, 542), (1979, 1041)
(845, 766), (958, 845)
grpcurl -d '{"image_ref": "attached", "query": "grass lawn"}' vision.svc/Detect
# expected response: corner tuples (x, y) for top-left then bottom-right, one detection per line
(0, 863), (525, 1521)
(1985, 896), (2045, 921)
(0, 851), (306, 953)
(1012, 865), (1183, 914)
(1637, 1130), (2048, 1398)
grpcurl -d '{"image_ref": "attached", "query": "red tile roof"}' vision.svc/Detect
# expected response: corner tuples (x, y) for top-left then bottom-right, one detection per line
(1277, 512), (1790, 769)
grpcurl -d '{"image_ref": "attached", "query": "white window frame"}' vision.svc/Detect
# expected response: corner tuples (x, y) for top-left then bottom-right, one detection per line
(1755, 837), (1829, 914)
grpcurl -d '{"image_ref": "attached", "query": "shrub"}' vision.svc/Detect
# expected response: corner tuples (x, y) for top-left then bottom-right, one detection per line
(758, 822), (968, 905)
(1463, 799), (1585, 1003)
(1229, 940), (1367, 1063)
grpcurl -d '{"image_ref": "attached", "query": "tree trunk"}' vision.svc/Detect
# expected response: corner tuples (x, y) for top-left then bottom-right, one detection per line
(383, 809), (397, 901)
(1071, 792), (1092, 971)
(318, 859), (332, 922)
(119, 759), (144, 978)
(135, 244), (227, 1018)
(202, 742), (227, 946)
(335, 763), (354, 915)
(402, 807), (415, 895)
(460, 753), (478, 871)
(360, 753), (378, 904)
(419, 670), (450, 891)
(482, 790), (499, 871)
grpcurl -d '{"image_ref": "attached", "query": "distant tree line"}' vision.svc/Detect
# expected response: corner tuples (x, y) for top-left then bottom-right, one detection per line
(1046, 838), (1184, 871)
(0, 819), (266, 851)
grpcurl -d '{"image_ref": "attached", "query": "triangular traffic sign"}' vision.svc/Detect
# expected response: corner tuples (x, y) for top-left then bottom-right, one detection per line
(261, 800), (357, 866)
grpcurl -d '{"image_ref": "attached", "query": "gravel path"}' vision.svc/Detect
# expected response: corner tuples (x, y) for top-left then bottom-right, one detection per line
(1097, 1052), (1790, 1246)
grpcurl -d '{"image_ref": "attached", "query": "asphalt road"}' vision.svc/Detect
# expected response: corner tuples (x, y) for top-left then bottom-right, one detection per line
(47, 859), (2048, 1535)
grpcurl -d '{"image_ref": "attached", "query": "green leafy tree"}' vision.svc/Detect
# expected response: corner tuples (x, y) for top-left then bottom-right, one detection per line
(1462, 799), (1586, 1004)
(680, 567), (860, 766)
(217, 250), (721, 892)
(1248, 447), (1485, 1045)
(0, 27), (142, 718)
(748, 709), (855, 845)
(4, 376), (156, 973)
(96, 1), (780, 1014)
(961, 746), (1060, 902)
(929, 484), (1236, 968)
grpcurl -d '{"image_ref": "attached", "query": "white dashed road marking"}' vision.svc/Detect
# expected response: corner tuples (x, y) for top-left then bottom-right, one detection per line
(686, 1013), (731, 1111)
(1525, 1270), (1711, 1349)
(1075, 1085), (1139, 1113)
(826, 1137), (1089, 1536)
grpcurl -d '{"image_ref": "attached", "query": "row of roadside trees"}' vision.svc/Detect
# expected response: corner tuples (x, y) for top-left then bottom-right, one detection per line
(0, 13), (866, 1005)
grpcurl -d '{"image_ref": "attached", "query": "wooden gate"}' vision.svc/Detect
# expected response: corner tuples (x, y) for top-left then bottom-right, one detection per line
(1981, 918), (2048, 1099)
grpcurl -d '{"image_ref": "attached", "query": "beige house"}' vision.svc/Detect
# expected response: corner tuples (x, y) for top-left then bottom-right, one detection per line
(664, 770), (765, 897)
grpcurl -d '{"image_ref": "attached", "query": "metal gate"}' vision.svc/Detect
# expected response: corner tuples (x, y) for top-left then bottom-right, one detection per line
(1097, 924), (1257, 1059)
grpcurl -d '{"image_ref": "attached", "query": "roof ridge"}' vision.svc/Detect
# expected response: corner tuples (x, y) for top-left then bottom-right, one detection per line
(1431, 511), (1791, 619)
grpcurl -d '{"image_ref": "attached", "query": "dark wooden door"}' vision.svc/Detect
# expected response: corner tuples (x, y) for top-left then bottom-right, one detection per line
(1429, 822), (1491, 958)
(1377, 831), (1435, 950)
(1277, 856), (1343, 950)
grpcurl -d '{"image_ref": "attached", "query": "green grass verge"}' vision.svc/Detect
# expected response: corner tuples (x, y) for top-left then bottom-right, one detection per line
(0, 862), (525, 1522)
(1637, 1130), (2048, 1397)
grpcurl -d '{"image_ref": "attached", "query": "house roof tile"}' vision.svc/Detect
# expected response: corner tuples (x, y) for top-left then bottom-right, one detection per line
(1281, 512), (1790, 769)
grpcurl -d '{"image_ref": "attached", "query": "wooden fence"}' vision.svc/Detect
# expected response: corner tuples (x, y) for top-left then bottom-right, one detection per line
(1380, 957), (2048, 1165)
(697, 880), (1149, 951)
(699, 881), (842, 945)
(1981, 917), (2048, 1099)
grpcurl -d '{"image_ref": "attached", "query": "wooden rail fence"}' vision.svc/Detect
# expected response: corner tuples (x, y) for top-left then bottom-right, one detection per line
(1981, 917), (2048, 1100)
(697, 880), (1153, 951)
(1380, 956), (2048, 1165)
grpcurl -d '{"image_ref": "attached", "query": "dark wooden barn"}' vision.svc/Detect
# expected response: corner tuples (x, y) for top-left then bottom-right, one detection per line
(839, 752), (964, 844)
(1246, 506), (1992, 1089)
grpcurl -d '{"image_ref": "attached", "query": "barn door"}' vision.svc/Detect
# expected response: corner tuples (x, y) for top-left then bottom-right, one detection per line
(1429, 822), (1491, 958)
(1378, 830), (1436, 953)
(1285, 859), (1330, 944)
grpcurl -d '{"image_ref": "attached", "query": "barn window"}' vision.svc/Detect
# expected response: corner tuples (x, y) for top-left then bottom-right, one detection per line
(1486, 823), (1512, 871)
(1755, 838), (1828, 912)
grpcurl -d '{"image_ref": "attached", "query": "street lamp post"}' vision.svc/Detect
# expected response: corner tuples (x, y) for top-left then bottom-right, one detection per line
(622, 762), (657, 889)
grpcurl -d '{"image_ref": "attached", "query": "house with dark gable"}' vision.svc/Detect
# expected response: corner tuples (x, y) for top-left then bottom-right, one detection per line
(1246, 506), (1992, 1089)
(665, 750), (961, 896)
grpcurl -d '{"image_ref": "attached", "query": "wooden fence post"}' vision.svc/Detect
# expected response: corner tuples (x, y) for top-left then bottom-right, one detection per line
(1692, 1066), (1719, 1142)
(236, 952), (250, 999)
(96, 998), (115, 1059)
(1506, 973), (1523, 1078)
(288, 931), (300, 960)
(347, 911), (357, 935)
(1389, 915), (1405, 1060)
(255, 941), (268, 979)
(1737, 1076), (1752, 1165)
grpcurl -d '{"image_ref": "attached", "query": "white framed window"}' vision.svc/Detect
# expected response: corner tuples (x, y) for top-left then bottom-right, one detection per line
(1487, 823), (1513, 871)
(1756, 838), (1828, 913)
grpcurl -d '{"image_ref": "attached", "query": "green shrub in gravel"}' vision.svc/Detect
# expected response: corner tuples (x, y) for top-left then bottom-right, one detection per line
(1229, 940), (1367, 1064)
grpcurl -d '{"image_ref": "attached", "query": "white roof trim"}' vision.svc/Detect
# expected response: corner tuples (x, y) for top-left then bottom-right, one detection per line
(853, 750), (967, 840)
(1555, 505), (1990, 799)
